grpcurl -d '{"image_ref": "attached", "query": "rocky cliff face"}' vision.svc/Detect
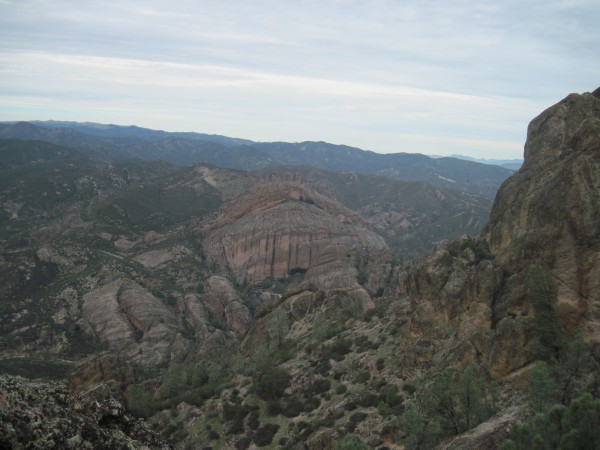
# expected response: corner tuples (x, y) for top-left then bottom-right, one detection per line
(483, 89), (600, 339)
(202, 173), (390, 285)
(398, 88), (600, 378)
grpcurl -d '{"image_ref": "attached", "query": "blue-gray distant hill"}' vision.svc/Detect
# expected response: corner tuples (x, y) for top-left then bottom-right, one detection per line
(447, 154), (523, 170)
(0, 121), (513, 199)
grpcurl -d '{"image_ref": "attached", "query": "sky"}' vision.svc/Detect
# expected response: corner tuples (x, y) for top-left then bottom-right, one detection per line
(0, 1), (598, 159)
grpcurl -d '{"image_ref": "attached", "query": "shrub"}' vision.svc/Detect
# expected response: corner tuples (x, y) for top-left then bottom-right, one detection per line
(235, 437), (251, 450)
(317, 358), (331, 376)
(357, 391), (379, 408)
(353, 371), (370, 384)
(223, 402), (250, 434)
(253, 423), (279, 446)
(255, 366), (291, 400)
(325, 336), (352, 360)
(354, 335), (372, 352)
(207, 429), (219, 440)
(345, 400), (357, 411)
(246, 410), (259, 429)
(336, 434), (369, 450)
(282, 395), (304, 417)
(311, 378), (331, 395)
(304, 395), (321, 412)
(128, 383), (154, 418)
(336, 384), (348, 395)
(385, 385), (401, 407)
(460, 238), (490, 260)
(401, 367), (497, 449)
(346, 412), (368, 432)
(402, 384), (417, 394)
(500, 394), (600, 450)
(527, 361), (558, 412)
(312, 309), (332, 342)
(266, 399), (282, 416)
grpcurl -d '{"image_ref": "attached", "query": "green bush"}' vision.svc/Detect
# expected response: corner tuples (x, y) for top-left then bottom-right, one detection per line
(460, 238), (490, 260)
(255, 366), (291, 400)
(252, 423), (279, 446)
(346, 412), (368, 432)
(266, 399), (282, 416)
(128, 383), (154, 418)
(224, 402), (251, 434)
(401, 367), (497, 449)
(303, 395), (321, 412)
(310, 378), (331, 395)
(357, 391), (379, 407)
(247, 410), (260, 429)
(353, 371), (370, 384)
(501, 394), (600, 450)
(385, 385), (401, 407)
(527, 361), (558, 412)
(336, 384), (348, 395)
(336, 434), (369, 450)
(282, 395), (304, 417)
(317, 357), (331, 376)
(324, 336), (352, 361)
(235, 437), (252, 450)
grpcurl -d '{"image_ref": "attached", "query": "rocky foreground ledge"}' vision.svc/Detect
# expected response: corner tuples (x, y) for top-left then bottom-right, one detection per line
(0, 375), (170, 449)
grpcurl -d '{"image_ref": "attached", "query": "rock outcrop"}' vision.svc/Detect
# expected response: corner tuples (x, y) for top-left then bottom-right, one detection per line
(80, 280), (183, 368)
(398, 88), (600, 378)
(202, 173), (390, 285)
(200, 276), (252, 336)
(0, 375), (170, 449)
(483, 89), (600, 340)
(435, 406), (527, 450)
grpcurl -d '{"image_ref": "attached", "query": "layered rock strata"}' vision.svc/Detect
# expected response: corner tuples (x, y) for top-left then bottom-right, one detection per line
(202, 173), (389, 285)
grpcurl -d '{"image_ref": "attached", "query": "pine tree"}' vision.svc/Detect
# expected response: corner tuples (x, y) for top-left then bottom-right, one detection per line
(527, 262), (562, 362)
(527, 361), (558, 412)
(267, 306), (289, 350)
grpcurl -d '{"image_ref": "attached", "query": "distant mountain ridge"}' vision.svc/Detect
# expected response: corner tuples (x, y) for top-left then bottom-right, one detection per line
(0, 120), (514, 199)
(448, 154), (523, 170)
(5, 120), (254, 147)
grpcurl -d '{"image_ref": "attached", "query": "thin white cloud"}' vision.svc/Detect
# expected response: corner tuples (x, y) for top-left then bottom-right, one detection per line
(2, 51), (494, 101)
(0, 0), (598, 159)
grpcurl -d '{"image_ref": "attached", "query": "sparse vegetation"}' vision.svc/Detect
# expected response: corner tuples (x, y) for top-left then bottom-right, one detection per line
(0, 356), (74, 381)
(501, 394), (600, 450)
(336, 434), (369, 450)
(401, 367), (497, 449)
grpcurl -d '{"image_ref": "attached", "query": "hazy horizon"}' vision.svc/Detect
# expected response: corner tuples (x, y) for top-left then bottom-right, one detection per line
(1, 118), (526, 163)
(1, 1), (598, 159)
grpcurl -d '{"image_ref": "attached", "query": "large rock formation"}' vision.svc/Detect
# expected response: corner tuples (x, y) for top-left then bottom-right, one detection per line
(199, 276), (252, 336)
(399, 88), (600, 378)
(80, 280), (182, 368)
(202, 173), (390, 285)
(483, 88), (600, 339)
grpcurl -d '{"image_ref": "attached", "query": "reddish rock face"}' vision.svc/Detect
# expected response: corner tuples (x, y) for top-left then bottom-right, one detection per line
(202, 173), (389, 285)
